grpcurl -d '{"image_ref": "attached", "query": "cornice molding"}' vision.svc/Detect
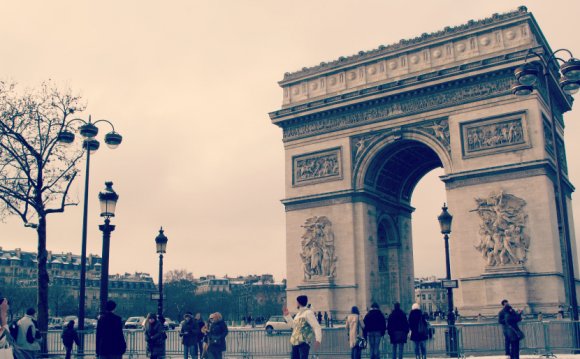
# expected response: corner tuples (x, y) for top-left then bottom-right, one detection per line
(280, 6), (530, 83)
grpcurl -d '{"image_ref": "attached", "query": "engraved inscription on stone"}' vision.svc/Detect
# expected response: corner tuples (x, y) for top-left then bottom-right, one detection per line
(472, 191), (529, 266)
(299, 216), (337, 280)
(293, 148), (341, 186)
(461, 112), (528, 157)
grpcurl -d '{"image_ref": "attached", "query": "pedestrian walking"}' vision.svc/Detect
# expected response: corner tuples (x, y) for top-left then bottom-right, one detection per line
(145, 313), (166, 359)
(324, 312), (329, 327)
(409, 303), (428, 359)
(363, 303), (387, 359)
(317, 311), (322, 325)
(16, 307), (41, 358)
(283, 295), (322, 359)
(96, 300), (127, 359)
(181, 312), (200, 359)
(498, 299), (511, 357)
(346, 306), (364, 359)
(195, 313), (205, 357)
(505, 305), (524, 359)
(0, 296), (11, 357)
(205, 312), (228, 359)
(387, 302), (409, 359)
(61, 320), (80, 359)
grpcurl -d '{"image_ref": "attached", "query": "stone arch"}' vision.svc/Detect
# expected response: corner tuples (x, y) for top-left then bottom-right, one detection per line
(353, 129), (451, 195)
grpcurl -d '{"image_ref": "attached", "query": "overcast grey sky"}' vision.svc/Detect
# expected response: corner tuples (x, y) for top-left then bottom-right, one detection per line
(0, 1), (579, 282)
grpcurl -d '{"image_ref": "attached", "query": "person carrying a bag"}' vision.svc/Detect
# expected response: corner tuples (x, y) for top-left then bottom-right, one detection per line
(409, 303), (428, 359)
(145, 313), (166, 359)
(205, 312), (228, 359)
(283, 295), (322, 359)
(346, 306), (365, 359)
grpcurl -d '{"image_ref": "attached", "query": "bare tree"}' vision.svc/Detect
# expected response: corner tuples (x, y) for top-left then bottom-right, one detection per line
(0, 80), (85, 351)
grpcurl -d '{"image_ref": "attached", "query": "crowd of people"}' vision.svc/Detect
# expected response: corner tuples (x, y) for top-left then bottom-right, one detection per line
(0, 292), (527, 359)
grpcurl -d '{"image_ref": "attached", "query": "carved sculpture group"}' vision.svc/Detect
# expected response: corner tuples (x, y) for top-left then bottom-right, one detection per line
(473, 191), (529, 266)
(299, 216), (337, 280)
(466, 119), (524, 152)
(295, 153), (340, 183)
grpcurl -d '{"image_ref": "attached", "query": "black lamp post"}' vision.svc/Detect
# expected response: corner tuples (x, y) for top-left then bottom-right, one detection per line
(155, 228), (168, 318)
(98, 182), (119, 314)
(438, 203), (457, 357)
(511, 49), (580, 321)
(57, 116), (122, 346)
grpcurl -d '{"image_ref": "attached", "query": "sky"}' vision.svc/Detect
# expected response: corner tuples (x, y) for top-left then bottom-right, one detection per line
(0, 1), (579, 282)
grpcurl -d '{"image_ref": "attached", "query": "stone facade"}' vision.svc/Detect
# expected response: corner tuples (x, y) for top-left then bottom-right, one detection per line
(271, 7), (578, 317)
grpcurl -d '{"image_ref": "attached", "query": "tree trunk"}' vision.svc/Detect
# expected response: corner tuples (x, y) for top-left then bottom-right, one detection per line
(36, 215), (49, 356)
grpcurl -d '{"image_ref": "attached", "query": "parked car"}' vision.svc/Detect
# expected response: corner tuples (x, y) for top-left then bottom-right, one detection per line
(125, 316), (146, 329)
(48, 317), (63, 330)
(265, 315), (292, 334)
(163, 317), (178, 330)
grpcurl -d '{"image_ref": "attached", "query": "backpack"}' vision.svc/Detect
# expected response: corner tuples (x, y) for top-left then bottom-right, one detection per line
(8, 321), (18, 340)
(416, 318), (428, 336)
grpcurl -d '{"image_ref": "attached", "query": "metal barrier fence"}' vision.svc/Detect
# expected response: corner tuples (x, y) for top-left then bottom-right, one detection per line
(42, 321), (580, 358)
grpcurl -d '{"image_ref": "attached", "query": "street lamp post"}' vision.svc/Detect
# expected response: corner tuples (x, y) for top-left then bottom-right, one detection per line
(97, 182), (119, 313)
(155, 228), (168, 318)
(438, 203), (457, 357)
(511, 49), (580, 320)
(57, 116), (122, 351)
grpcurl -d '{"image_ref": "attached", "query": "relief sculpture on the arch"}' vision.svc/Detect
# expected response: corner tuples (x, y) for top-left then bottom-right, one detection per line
(299, 216), (337, 280)
(473, 191), (529, 267)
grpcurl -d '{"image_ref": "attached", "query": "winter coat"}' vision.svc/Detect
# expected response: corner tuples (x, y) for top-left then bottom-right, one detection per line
(197, 319), (206, 342)
(145, 321), (166, 357)
(498, 306), (510, 335)
(505, 309), (523, 342)
(180, 318), (200, 346)
(408, 309), (428, 342)
(61, 327), (80, 348)
(96, 311), (127, 356)
(346, 314), (364, 349)
(207, 320), (228, 352)
(363, 308), (386, 337)
(16, 315), (40, 351)
(387, 308), (409, 344)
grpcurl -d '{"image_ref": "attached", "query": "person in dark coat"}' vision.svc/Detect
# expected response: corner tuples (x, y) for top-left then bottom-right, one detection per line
(387, 302), (409, 359)
(206, 312), (229, 359)
(505, 305), (523, 359)
(61, 320), (80, 359)
(498, 299), (511, 356)
(145, 313), (166, 359)
(180, 312), (200, 359)
(96, 300), (127, 359)
(363, 303), (387, 359)
(408, 303), (428, 359)
(195, 313), (205, 356)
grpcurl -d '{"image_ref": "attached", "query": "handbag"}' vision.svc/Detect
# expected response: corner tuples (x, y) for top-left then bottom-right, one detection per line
(356, 336), (367, 349)
(510, 325), (525, 341)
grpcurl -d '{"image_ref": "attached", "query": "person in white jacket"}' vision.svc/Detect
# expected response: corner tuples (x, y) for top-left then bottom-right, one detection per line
(283, 295), (322, 359)
(16, 308), (41, 355)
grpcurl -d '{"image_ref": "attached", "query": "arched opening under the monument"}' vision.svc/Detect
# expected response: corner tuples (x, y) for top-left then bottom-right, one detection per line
(361, 139), (447, 311)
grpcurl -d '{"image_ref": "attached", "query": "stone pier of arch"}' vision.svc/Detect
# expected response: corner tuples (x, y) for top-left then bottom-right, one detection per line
(270, 7), (579, 317)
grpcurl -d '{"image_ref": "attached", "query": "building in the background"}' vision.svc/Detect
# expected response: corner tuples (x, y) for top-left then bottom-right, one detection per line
(414, 277), (447, 316)
(0, 247), (156, 316)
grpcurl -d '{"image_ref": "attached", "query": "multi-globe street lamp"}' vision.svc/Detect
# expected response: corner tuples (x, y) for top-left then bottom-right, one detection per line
(155, 227), (168, 318)
(437, 203), (457, 357)
(511, 49), (580, 321)
(98, 182), (119, 313)
(57, 116), (122, 349)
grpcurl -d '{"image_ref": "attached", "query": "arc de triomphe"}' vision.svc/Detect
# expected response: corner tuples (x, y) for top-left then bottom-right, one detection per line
(270, 7), (579, 316)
